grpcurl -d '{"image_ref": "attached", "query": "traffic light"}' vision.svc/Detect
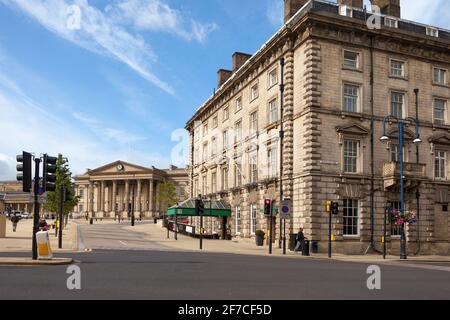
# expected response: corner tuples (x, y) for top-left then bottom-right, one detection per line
(264, 199), (272, 216)
(16, 151), (32, 192)
(195, 198), (204, 216)
(43, 154), (57, 192)
(331, 201), (339, 215)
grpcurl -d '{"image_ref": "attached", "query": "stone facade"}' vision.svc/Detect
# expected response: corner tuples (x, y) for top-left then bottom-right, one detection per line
(0, 181), (33, 213)
(74, 161), (189, 220)
(186, 1), (450, 255)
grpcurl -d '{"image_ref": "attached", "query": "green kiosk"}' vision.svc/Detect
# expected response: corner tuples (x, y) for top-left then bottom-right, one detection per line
(167, 199), (231, 240)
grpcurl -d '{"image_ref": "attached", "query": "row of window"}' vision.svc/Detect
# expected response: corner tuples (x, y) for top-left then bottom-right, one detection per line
(196, 98), (279, 142)
(343, 83), (448, 125)
(194, 147), (278, 194)
(344, 49), (447, 86)
(233, 199), (402, 237)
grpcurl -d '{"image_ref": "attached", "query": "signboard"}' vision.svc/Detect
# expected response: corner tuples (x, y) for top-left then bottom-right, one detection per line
(280, 200), (292, 220)
(38, 192), (48, 205)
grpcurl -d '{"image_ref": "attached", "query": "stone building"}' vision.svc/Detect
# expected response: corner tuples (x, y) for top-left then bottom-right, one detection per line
(185, 0), (450, 255)
(74, 161), (189, 219)
(0, 181), (33, 213)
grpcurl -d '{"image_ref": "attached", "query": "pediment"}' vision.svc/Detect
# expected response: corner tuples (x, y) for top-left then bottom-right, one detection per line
(87, 161), (154, 176)
(429, 134), (450, 146)
(336, 124), (370, 136)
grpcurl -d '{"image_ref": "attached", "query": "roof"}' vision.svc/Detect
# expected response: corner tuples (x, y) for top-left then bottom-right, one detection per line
(186, 0), (450, 129)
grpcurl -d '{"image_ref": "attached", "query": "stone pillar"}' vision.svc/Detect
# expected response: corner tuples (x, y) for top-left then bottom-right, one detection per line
(100, 181), (106, 218)
(124, 180), (130, 218)
(148, 179), (154, 217)
(137, 180), (142, 216)
(111, 180), (117, 217)
(88, 181), (94, 218)
(155, 181), (160, 218)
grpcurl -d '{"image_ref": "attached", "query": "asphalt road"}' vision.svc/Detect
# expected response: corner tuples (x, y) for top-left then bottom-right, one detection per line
(1, 222), (449, 300)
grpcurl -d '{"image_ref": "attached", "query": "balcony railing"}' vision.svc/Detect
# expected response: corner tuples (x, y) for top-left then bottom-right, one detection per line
(382, 162), (426, 189)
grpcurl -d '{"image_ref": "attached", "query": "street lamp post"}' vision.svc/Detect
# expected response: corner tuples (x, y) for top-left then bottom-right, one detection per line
(380, 115), (421, 260)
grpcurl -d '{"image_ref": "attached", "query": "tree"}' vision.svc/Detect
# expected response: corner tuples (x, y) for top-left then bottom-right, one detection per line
(156, 181), (179, 218)
(44, 154), (79, 227)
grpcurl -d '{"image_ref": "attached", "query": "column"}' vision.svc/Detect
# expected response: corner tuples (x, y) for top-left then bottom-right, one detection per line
(112, 180), (117, 217)
(137, 179), (142, 216)
(100, 181), (106, 217)
(155, 181), (160, 218)
(124, 180), (130, 218)
(88, 181), (94, 218)
(148, 179), (154, 217)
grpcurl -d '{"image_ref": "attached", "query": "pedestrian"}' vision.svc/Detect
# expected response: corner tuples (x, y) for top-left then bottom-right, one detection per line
(294, 228), (306, 253)
(38, 219), (49, 232)
(11, 213), (20, 232)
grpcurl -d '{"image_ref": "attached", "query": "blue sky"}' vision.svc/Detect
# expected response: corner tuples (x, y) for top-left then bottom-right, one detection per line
(0, 0), (449, 180)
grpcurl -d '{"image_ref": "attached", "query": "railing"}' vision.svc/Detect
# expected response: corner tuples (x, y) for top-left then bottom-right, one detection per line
(382, 162), (426, 189)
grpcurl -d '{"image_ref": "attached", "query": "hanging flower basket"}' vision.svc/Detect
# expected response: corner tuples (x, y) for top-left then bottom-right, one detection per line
(391, 209), (417, 225)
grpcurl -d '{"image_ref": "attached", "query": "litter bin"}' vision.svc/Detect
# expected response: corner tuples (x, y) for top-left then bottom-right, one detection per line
(302, 240), (310, 256)
(311, 241), (318, 254)
(36, 230), (53, 260)
(289, 233), (297, 251)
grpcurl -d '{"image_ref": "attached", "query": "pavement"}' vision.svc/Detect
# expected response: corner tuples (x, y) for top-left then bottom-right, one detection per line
(2, 218), (450, 268)
(0, 218), (77, 265)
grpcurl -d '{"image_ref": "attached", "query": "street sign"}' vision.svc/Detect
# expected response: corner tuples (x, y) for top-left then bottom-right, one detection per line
(280, 200), (292, 220)
(38, 192), (48, 205)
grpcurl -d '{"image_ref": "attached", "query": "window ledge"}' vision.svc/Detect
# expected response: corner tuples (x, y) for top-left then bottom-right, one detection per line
(342, 66), (363, 73)
(389, 75), (408, 81)
(432, 82), (450, 89)
(343, 235), (360, 239)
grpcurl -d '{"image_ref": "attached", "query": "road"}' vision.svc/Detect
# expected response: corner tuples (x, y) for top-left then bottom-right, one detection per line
(1, 222), (449, 300)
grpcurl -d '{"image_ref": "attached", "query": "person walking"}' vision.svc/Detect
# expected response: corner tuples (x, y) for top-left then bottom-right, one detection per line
(294, 228), (306, 253)
(11, 213), (20, 232)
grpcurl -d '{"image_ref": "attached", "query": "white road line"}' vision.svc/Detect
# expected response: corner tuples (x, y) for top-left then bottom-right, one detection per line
(118, 240), (128, 246)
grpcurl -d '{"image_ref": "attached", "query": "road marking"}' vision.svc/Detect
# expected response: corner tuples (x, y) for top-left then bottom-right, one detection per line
(119, 240), (128, 246)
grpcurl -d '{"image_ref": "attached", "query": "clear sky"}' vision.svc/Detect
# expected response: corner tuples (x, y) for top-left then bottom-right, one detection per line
(0, 0), (449, 180)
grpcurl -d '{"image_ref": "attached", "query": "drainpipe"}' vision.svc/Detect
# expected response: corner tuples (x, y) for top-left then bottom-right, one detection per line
(369, 35), (377, 254)
(414, 88), (421, 255)
(279, 57), (285, 250)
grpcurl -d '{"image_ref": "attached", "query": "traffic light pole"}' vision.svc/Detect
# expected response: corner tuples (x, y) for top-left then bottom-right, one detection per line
(269, 201), (273, 255)
(58, 184), (64, 249)
(328, 210), (332, 259)
(32, 158), (41, 260)
(283, 218), (286, 255)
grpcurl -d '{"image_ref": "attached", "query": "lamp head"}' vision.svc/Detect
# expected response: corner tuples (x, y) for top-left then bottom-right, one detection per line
(380, 135), (389, 143)
(413, 137), (422, 144)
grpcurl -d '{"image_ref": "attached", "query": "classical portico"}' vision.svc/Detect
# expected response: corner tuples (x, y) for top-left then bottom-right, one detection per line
(74, 161), (188, 219)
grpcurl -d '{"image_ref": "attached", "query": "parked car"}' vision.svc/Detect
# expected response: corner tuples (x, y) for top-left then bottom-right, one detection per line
(19, 212), (32, 219)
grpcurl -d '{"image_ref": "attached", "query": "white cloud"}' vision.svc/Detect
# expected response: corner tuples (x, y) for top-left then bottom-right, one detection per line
(0, 0), (175, 95)
(0, 74), (171, 180)
(72, 112), (146, 145)
(107, 0), (219, 43)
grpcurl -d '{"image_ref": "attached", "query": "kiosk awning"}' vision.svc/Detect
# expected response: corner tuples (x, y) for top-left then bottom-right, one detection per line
(167, 199), (231, 217)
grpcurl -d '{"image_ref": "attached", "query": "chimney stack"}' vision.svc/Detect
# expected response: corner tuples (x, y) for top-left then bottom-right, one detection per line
(338, 0), (364, 9)
(371, 0), (401, 18)
(284, 0), (308, 23)
(217, 69), (232, 87)
(232, 52), (252, 72)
